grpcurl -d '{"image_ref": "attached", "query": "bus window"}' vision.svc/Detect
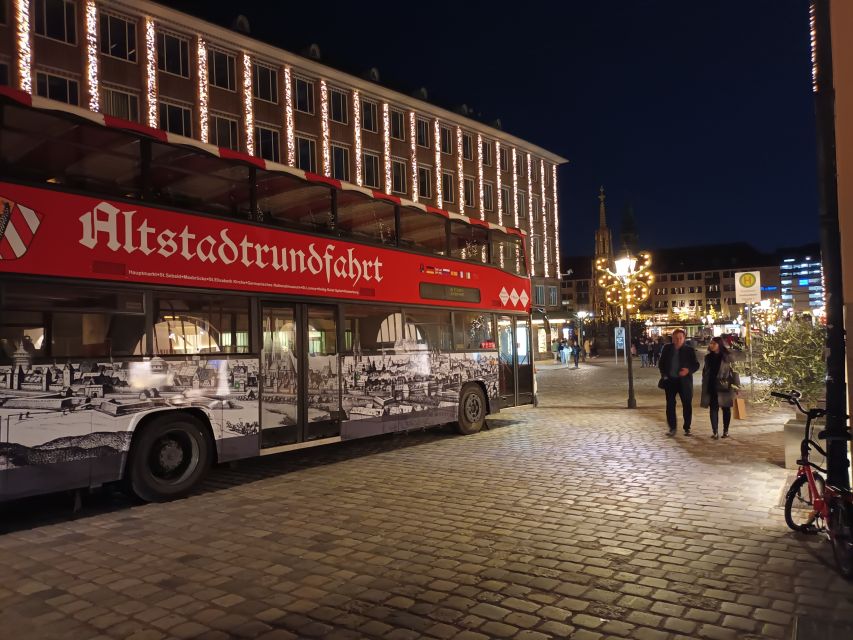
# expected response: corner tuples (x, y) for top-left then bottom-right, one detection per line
(452, 312), (495, 350)
(490, 231), (527, 276)
(0, 311), (46, 364)
(335, 191), (396, 245)
(154, 294), (250, 354)
(403, 308), (452, 352)
(1, 283), (147, 359)
(398, 207), (446, 255)
(343, 304), (403, 352)
(256, 170), (333, 232)
(0, 101), (142, 198)
(449, 221), (489, 263)
(148, 142), (251, 216)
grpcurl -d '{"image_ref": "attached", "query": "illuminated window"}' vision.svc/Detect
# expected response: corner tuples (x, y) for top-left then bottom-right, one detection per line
(35, 0), (76, 45)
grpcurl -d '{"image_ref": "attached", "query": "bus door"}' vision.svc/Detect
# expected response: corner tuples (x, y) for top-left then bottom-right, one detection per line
(260, 304), (340, 449)
(497, 314), (534, 407)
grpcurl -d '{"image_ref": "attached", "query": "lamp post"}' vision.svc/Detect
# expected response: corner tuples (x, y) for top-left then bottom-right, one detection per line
(596, 251), (654, 409)
(576, 310), (591, 360)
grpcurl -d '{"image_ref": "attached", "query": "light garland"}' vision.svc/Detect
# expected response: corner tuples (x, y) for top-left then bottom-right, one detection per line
(511, 148), (519, 229)
(320, 80), (330, 176)
(382, 103), (391, 194)
(540, 159), (548, 276)
(284, 66), (295, 165)
(527, 153), (534, 276)
(456, 126), (464, 212)
(552, 165), (560, 278)
(353, 90), (362, 185)
(409, 111), (418, 201)
(197, 38), (208, 142)
(495, 141), (503, 217)
(434, 119), (442, 208)
(595, 252), (654, 312)
(242, 53), (254, 155)
(809, 1), (818, 93)
(477, 134), (485, 220)
(85, 0), (99, 111)
(16, 0), (31, 93)
(145, 17), (157, 127)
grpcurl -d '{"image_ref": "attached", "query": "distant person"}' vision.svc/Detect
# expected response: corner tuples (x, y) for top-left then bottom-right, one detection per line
(638, 340), (649, 368)
(571, 338), (580, 368)
(583, 338), (591, 361)
(700, 337), (737, 439)
(552, 339), (560, 362)
(658, 328), (700, 436)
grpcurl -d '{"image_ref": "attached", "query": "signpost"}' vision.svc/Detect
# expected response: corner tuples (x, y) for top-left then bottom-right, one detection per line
(735, 271), (761, 395)
(614, 326), (626, 364)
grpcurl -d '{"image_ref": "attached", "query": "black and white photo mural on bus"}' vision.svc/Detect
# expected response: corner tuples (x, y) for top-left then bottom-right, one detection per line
(0, 353), (262, 500)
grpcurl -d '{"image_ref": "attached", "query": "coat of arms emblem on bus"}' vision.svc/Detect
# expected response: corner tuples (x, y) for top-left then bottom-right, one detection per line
(0, 198), (42, 260)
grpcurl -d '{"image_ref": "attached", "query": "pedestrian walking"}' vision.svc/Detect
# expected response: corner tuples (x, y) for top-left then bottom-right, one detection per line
(638, 340), (649, 367)
(558, 339), (568, 365)
(571, 338), (580, 368)
(658, 328), (700, 436)
(552, 339), (560, 362)
(700, 336), (738, 439)
(652, 338), (663, 367)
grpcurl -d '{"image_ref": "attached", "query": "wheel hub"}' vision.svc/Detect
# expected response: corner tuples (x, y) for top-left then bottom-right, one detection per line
(157, 438), (184, 472)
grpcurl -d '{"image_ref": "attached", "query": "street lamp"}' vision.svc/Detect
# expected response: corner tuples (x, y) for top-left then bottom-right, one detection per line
(596, 251), (654, 409)
(576, 310), (591, 360)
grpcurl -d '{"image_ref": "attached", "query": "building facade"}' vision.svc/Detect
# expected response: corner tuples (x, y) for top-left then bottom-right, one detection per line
(779, 248), (825, 313)
(0, 0), (567, 309)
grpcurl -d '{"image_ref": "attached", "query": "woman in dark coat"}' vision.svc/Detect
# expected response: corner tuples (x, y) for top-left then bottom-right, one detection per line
(700, 336), (737, 438)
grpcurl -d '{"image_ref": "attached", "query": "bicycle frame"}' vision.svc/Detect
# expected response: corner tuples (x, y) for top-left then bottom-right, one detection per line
(794, 407), (830, 530)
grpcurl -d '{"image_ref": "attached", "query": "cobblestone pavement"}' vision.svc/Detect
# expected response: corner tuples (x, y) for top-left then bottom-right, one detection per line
(2, 359), (853, 640)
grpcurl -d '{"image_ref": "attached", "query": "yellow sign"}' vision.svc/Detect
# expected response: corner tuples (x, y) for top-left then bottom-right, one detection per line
(738, 272), (756, 288)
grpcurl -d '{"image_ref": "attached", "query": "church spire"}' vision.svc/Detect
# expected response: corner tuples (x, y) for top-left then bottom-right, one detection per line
(598, 186), (607, 228)
(594, 186), (613, 259)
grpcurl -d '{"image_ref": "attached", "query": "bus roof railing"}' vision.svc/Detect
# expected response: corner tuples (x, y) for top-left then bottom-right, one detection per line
(0, 86), (526, 240)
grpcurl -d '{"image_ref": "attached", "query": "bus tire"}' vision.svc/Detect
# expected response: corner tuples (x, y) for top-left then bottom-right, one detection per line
(127, 413), (212, 503)
(456, 384), (487, 435)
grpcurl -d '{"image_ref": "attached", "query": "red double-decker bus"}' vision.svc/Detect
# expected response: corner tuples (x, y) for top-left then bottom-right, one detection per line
(0, 87), (534, 503)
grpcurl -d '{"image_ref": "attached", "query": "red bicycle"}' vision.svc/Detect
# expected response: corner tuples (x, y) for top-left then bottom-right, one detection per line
(776, 390), (853, 579)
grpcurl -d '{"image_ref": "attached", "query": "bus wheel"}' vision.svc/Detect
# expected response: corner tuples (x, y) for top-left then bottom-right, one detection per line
(127, 413), (212, 502)
(456, 385), (487, 435)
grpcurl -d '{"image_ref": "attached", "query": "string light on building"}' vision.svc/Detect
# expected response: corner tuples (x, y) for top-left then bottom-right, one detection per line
(85, 0), (99, 112)
(409, 111), (418, 201)
(495, 141), (503, 217)
(477, 134), (485, 220)
(434, 119), (442, 209)
(540, 159), (548, 276)
(527, 153), (534, 276)
(511, 148), (519, 229)
(197, 38), (209, 142)
(353, 90), (362, 185)
(242, 53), (254, 154)
(552, 164), (560, 277)
(456, 126), (464, 212)
(321, 80), (330, 176)
(809, 1), (818, 93)
(16, 0), (32, 93)
(284, 66), (295, 165)
(382, 103), (391, 194)
(144, 18), (158, 128)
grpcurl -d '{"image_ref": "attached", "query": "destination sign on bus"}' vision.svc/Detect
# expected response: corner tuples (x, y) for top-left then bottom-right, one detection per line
(419, 282), (481, 303)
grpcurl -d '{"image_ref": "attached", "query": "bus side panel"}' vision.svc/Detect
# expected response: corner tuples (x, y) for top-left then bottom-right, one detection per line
(338, 351), (499, 440)
(0, 357), (262, 502)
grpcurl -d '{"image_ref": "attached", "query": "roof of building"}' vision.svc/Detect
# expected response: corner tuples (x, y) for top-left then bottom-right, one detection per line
(560, 242), (821, 278)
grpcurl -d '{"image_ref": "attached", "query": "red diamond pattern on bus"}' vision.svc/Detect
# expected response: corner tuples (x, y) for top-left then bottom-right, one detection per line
(499, 287), (510, 306)
(519, 290), (529, 307)
(0, 198), (42, 261)
(510, 289), (520, 306)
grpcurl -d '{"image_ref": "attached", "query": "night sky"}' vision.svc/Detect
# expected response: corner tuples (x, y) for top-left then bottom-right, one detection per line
(165, 0), (819, 260)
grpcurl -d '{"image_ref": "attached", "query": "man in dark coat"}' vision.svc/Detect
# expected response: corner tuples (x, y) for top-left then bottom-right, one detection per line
(658, 329), (700, 436)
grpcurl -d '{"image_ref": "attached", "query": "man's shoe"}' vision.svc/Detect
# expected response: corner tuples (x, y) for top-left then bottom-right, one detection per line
(721, 432), (729, 438)
(684, 430), (692, 436)
(711, 433), (719, 439)
(667, 429), (676, 436)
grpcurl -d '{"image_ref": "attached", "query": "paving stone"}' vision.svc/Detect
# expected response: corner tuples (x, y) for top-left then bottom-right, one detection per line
(1, 362), (852, 640)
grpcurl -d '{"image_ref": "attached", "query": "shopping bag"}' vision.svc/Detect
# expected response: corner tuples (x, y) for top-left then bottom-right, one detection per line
(733, 397), (747, 420)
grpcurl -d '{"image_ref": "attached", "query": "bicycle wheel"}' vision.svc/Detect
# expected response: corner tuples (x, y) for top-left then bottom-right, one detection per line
(784, 473), (825, 532)
(829, 498), (853, 580)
